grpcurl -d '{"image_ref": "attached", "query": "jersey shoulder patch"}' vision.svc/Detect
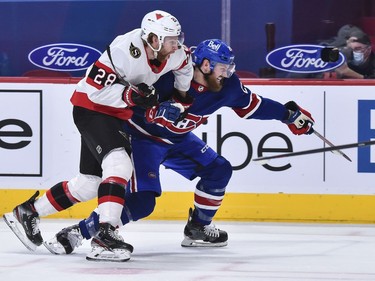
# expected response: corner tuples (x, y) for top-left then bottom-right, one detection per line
(129, 42), (141, 58)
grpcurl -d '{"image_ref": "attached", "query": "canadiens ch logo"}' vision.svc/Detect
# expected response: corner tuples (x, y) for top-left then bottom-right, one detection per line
(129, 43), (141, 58)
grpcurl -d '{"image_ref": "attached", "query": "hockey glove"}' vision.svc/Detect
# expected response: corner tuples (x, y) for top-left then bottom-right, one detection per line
(146, 101), (185, 127)
(284, 101), (314, 135)
(122, 83), (158, 108)
(171, 89), (194, 111)
(171, 89), (194, 122)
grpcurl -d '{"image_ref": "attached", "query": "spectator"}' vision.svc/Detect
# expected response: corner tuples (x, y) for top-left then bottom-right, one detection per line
(322, 24), (364, 48)
(335, 30), (375, 78)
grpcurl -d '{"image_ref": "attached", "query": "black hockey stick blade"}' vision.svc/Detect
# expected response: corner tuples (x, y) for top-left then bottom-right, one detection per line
(253, 140), (375, 162)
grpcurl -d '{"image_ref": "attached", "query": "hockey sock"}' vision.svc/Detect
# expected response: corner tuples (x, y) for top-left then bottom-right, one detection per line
(193, 183), (225, 226)
(193, 156), (231, 225)
(35, 181), (80, 216)
(120, 191), (156, 224)
(79, 211), (99, 239)
(97, 178), (126, 226)
(77, 191), (156, 239)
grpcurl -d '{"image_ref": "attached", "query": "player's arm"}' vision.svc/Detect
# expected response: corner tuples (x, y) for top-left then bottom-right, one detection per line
(122, 83), (158, 108)
(231, 82), (314, 135)
(172, 45), (193, 94)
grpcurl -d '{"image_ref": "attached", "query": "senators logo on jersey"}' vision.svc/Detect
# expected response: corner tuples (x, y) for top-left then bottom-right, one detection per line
(129, 43), (141, 58)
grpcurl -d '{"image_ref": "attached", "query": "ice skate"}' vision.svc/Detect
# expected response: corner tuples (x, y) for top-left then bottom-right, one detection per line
(3, 191), (43, 251)
(86, 223), (133, 262)
(181, 208), (228, 247)
(44, 224), (83, 254)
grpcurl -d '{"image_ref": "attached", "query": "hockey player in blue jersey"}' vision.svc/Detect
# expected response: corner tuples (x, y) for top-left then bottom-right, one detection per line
(44, 39), (315, 261)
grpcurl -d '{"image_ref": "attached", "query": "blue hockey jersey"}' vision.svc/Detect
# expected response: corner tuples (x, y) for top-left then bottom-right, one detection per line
(125, 71), (288, 144)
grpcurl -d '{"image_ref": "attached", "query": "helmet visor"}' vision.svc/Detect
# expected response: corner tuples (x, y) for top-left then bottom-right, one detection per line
(164, 32), (185, 47)
(214, 62), (236, 78)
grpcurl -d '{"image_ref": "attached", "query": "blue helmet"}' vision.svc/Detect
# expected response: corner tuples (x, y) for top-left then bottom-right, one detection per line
(192, 39), (235, 77)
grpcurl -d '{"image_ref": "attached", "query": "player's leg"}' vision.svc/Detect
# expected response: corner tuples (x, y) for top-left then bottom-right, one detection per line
(47, 192), (158, 255)
(121, 136), (166, 224)
(4, 135), (102, 251)
(163, 133), (233, 247)
(72, 106), (134, 262)
(182, 155), (232, 247)
(45, 136), (167, 255)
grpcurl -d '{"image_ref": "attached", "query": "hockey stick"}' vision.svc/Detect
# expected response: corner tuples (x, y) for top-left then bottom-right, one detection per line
(313, 130), (352, 162)
(106, 46), (155, 99)
(106, 45), (131, 87)
(252, 139), (375, 163)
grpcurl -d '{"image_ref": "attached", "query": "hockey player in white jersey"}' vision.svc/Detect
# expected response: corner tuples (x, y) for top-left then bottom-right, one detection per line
(3, 10), (193, 262)
(42, 39), (315, 262)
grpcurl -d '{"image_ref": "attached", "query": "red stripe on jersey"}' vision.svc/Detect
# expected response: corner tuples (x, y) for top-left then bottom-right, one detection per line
(146, 54), (168, 73)
(130, 174), (137, 193)
(176, 56), (188, 70)
(176, 47), (191, 70)
(191, 81), (208, 93)
(125, 120), (174, 144)
(86, 77), (101, 90)
(167, 114), (208, 134)
(233, 93), (261, 118)
(86, 61), (116, 90)
(46, 189), (64, 211)
(194, 193), (222, 207)
(98, 195), (125, 206)
(95, 60), (115, 74)
(70, 91), (133, 120)
(102, 176), (128, 188)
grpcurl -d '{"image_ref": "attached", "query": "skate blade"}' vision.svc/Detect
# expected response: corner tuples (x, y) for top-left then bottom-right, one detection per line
(43, 238), (66, 255)
(86, 247), (131, 262)
(3, 213), (37, 251)
(181, 237), (228, 248)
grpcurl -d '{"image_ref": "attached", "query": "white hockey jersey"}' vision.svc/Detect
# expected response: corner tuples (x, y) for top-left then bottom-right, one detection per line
(70, 28), (193, 120)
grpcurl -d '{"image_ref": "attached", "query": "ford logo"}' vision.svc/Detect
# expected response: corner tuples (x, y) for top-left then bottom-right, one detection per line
(266, 44), (345, 73)
(28, 43), (102, 71)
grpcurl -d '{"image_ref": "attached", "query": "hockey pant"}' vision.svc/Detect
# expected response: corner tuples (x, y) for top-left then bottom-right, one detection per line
(34, 107), (132, 226)
(78, 132), (233, 239)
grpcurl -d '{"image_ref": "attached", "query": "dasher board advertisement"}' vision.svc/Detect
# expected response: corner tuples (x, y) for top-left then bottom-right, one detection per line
(0, 81), (374, 195)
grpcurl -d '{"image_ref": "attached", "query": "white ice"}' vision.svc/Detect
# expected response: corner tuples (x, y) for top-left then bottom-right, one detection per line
(1, 218), (375, 281)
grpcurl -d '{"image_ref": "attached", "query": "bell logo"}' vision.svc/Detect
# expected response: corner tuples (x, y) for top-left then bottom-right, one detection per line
(207, 40), (221, 51)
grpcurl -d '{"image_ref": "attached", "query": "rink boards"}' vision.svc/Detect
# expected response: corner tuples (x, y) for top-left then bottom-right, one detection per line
(1, 78), (375, 223)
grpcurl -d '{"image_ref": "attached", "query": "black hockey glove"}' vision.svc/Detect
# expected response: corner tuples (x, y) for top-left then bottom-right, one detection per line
(122, 83), (158, 108)
(283, 101), (314, 135)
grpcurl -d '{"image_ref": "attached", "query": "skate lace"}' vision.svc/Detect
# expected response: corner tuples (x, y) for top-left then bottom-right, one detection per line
(68, 229), (83, 247)
(30, 216), (40, 235)
(109, 228), (124, 242)
(203, 224), (219, 238)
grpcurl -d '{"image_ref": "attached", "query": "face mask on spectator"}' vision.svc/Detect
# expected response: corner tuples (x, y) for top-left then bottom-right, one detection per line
(352, 51), (364, 65)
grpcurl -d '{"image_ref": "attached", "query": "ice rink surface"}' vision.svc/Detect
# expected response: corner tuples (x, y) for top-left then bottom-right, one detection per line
(1, 218), (375, 281)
